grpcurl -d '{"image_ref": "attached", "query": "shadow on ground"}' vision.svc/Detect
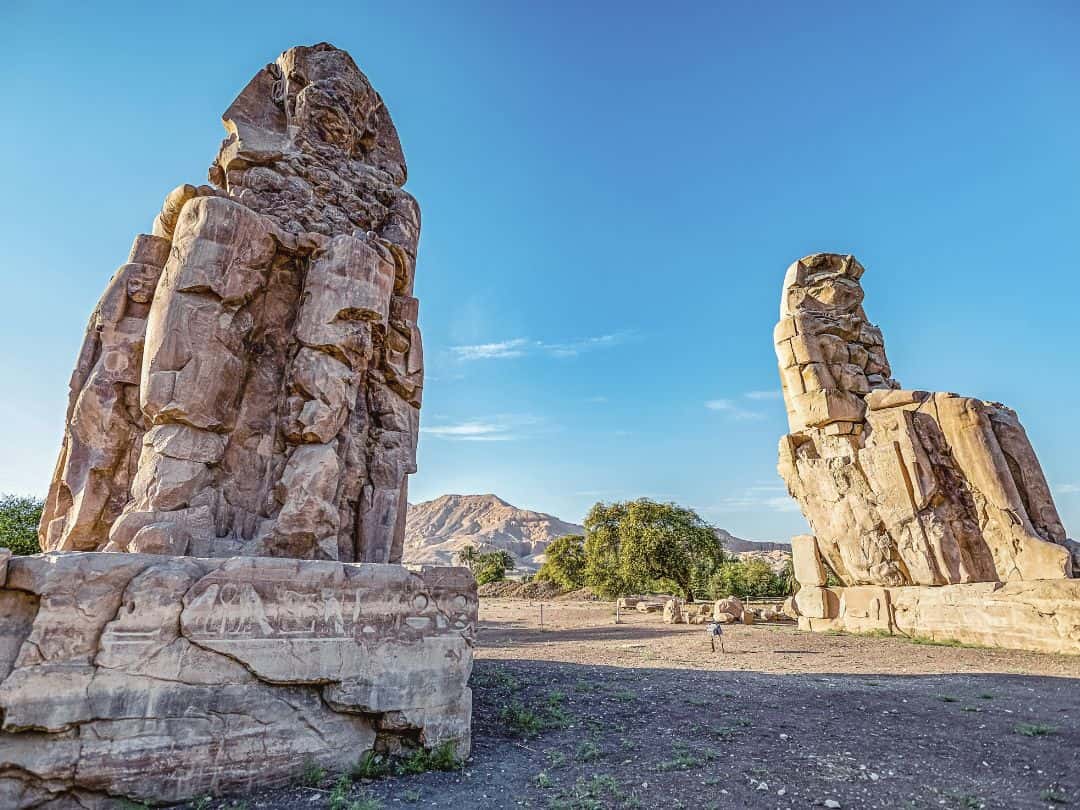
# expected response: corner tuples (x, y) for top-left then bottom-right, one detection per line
(197, 656), (1079, 810)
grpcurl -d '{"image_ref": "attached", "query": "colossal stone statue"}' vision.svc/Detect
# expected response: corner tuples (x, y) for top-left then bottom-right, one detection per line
(40, 43), (422, 564)
(0, 45), (473, 809)
(776, 253), (1074, 588)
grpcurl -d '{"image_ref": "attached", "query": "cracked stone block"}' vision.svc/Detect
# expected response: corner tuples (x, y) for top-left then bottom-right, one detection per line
(775, 253), (1073, 587)
(0, 551), (476, 807)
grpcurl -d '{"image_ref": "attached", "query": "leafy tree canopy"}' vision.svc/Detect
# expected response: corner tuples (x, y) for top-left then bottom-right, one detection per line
(535, 534), (586, 590)
(0, 494), (43, 556)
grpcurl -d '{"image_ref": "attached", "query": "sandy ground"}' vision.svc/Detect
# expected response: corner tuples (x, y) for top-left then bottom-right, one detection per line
(191, 598), (1080, 810)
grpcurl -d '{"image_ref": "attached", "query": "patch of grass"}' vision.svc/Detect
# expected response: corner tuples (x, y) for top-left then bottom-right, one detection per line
(1040, 787), (1069, 804)
(908, 635), (976, 649)
(946, 792), (984, 809)
(575, 740), (603, 763)
(473, 666), (522, 692)
(500, 701), (544, 736)
(937, 694), (959, 703)
(397, 742), (463, 775)
(352, 751), (392, 780)
(500, 692), (574, 737)
(536, 772), (555, 789)
(346, 797), (382, 810)
(329, 774), (353, 810)
(683, 695), (710, 707)
(656, 743), (701, 772)
(573, 679), (597, 693)
(611, 689), (636, 702)
(403, 789), (422, 803)
(1015, 722), (1057, 737)
(977, 692), (994, 700)
(545, 749), (568, 769)
(301, 757), (325, 787)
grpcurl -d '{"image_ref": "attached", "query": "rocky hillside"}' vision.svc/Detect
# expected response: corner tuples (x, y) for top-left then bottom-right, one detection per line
(716, 528), (790, 553)
(403, 494), (584, 570)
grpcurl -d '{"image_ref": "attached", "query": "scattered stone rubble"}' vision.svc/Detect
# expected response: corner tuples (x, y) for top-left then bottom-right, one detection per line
(776, 254), (1079, 654)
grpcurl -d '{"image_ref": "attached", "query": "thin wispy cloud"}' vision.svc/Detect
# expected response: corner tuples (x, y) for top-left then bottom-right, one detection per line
(420, 421), (514, 441)
(420, 414), (546, 442)
(450, 331), (637, 361)
(704, 399), (765, 421)
(744, 389), (782, 401)
(1055, 483), (1080, 495)
(449, 339), (530, 360)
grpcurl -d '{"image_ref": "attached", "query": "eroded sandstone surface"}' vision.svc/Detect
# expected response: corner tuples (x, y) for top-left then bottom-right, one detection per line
(40, 42), (422, 564)
(0, 552), (476, 807)
(775, 254), (1075, 587)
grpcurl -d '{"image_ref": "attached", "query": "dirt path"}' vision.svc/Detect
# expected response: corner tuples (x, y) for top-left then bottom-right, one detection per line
(192, 599), (1080, 810)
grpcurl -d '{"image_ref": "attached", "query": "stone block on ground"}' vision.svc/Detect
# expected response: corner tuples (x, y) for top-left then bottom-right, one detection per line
(0, 552), (476, 808)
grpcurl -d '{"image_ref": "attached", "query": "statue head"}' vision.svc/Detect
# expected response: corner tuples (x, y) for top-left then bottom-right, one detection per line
(215, 43), (407, 184)
(780, 253), (865, 319)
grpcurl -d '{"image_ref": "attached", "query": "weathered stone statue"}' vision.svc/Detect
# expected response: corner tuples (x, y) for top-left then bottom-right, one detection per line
(41, 42), (422, 564)
(0, 45), (473, 809)
(776, 254), (1080, 655)
(776, 253), (1073, 587)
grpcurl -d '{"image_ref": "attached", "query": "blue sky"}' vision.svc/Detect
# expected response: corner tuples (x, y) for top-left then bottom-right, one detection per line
(2, 1), (1078, 540)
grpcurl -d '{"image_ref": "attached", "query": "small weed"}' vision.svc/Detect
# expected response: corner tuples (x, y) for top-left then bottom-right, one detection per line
(946, 792), (984, 809)
(546, 749), (568, 769)
(536, 772), (554, 788)
(574, 679), (597, 693)
(1015, 722), (1057, 737)
(352, 751), (391, 780)
(301, 758), (325, 787)
(329, 774), (352, 810)
(612, 689), (636, 702)
(937, 695), (958, 703)
(397, 742), (463, 774)
(619, 737), (638, 751)
(346, 797), (382, 810)
(500, 702), (543, 736)
(1040, 787), (1069, 804)
(403, 789), (422, 803)
(683, 695), (710, 707)
(977, 692), (994, 700)
(576, 740), (603, 763)
(656, 743), (700, 772)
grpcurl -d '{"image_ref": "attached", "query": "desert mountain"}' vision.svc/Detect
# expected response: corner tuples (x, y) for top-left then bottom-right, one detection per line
(404, 494), (584, 570)
(404, 494), (790, 572)
(716, 528), (790, 553)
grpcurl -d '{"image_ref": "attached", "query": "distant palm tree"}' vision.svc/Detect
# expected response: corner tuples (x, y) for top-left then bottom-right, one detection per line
(456, 545), (481, 572)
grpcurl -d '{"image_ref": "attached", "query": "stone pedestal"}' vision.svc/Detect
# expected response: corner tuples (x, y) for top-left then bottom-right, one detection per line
(0, 551), (476, 808)
(791, 579), (1080, 655)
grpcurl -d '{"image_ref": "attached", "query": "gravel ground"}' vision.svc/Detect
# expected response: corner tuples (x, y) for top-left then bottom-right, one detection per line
(187, 598), (1080, 810)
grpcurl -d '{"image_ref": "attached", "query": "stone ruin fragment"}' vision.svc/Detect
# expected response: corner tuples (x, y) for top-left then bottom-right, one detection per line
(775, 253), (1080, 653)
(40, 43), (423, 564)
(0, 45), (475, 809)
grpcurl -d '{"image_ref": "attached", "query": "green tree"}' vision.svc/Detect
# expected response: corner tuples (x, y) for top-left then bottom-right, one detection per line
(0, 494), (43, 556)
(473, 549), (515, 585)
(618, 500), (722, 602)
(582, 501), (641, 599)
(455, 545), (482, 571)
(710, 558), (786, 599)
(536, 534), (587, 590)
(583, 499), (722, 602)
